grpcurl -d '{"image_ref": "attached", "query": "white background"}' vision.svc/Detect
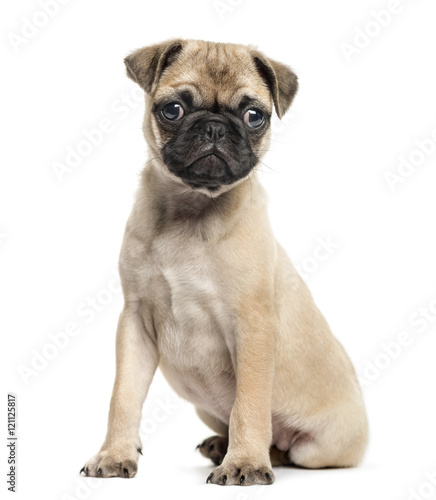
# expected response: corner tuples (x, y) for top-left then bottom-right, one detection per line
(2, 0), (436, 499)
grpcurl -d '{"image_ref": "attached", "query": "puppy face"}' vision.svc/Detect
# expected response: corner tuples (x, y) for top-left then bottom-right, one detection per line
(125, 40), (298, 194)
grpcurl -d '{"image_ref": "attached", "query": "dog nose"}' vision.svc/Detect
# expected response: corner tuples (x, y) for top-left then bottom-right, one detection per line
(205, 121), (226, 143)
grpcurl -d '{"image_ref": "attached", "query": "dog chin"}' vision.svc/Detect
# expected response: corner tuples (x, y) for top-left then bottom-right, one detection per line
(158, 161), (249, 198)
(185, 170), (255, 198)
(169, 154), (255, 195)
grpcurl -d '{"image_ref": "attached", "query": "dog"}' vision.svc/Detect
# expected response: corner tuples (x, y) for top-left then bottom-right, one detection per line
(80, 39), (368, 486)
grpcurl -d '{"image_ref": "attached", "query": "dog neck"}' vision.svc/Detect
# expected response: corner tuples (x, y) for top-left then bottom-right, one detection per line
(141, 159), (260, 240)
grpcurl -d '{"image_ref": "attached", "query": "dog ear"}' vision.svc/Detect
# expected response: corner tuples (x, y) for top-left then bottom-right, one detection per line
(251, 51), (298, 119)
(124, 39), (185, 93)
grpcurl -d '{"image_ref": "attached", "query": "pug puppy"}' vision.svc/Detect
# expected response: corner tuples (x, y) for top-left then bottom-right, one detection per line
(80, 39), (368, 486)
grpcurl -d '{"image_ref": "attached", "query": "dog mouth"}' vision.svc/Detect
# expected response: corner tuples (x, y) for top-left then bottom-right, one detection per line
(178, 153), (233, 190)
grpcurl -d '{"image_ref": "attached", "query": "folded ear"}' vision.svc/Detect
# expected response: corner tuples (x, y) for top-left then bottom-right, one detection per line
(124, 39), (185, 93)
(251, 51), (299, 119)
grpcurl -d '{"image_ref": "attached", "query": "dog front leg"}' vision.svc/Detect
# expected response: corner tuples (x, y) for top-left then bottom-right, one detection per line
(208, 298), (276, 486)
(81, 308), (158, 478)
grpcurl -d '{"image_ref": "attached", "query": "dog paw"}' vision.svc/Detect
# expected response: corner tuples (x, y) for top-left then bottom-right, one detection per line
(197, 435), (228, 465)
(206, 461), (274, 486)
(80, 443), (142, 478)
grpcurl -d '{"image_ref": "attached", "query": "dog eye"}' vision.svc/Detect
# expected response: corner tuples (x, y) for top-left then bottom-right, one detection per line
(161, 102), (184, 121)
(243, 109), (265, 129)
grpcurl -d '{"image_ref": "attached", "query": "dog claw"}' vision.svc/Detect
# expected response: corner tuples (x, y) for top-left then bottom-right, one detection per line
(206, 472), (214, 483)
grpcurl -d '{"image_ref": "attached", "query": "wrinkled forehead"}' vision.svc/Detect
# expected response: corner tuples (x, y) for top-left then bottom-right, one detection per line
(153, 42), (272, 111)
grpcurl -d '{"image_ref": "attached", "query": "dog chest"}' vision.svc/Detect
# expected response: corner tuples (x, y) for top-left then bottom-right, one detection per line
(145, 242), (237, 414)
(155, 259), (233, 358)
